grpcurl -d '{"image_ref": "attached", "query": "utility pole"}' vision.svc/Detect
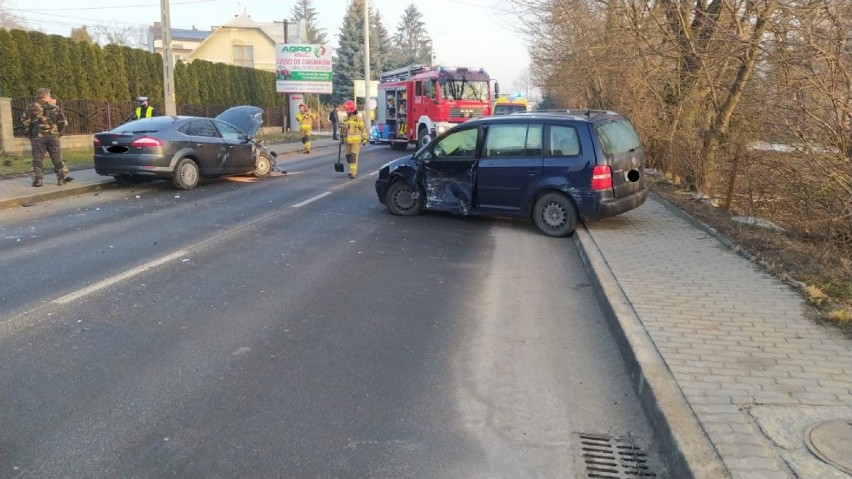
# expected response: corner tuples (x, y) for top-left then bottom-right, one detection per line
(363, 0), (372, 133)
(160, 0), (176, 116)
(274, 19), (290, 132)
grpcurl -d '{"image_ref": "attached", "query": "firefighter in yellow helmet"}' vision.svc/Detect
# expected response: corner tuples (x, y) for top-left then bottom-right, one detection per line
(296, 103), (317, 153)
(341, 100), (367, 178)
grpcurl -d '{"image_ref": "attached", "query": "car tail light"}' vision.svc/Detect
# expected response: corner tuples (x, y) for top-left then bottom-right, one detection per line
(93, 137), (101, 146)
(130, 136), (163, 148)
(591, 165), (613, 191)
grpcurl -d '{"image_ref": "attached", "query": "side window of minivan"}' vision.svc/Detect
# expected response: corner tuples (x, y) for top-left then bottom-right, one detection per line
(433, 127), (478, 159)
(484, 124), (526, 158)
(483, 124), (543, 158)
(548, 125), (581, 157)
(526, 124), (543, 156)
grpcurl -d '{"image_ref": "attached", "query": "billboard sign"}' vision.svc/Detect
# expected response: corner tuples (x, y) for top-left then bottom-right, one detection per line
(276, 44), (333, 94)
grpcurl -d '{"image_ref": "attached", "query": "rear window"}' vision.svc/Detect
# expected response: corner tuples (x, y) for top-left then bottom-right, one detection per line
(595, 119), (641, 155)
(112, 117), (176, 134)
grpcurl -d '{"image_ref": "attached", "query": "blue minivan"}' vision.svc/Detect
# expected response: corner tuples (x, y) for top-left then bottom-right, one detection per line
(374, 110), (648, 237)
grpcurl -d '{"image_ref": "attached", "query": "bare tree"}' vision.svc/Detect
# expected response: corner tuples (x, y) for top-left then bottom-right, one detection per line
(513, 0), (852, 244)
(91, 24), (148, 49)
(0, 0), (27, 30)
(71, 26), (94, 44)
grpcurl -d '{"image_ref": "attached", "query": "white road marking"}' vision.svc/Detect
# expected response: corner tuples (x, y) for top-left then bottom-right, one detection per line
(53, 250), (189, 304)
(291, 191), (333, 208)
(4, 167), (383, 337)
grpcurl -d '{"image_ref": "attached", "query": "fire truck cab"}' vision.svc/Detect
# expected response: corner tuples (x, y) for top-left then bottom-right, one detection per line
(376, 64), (492, 151)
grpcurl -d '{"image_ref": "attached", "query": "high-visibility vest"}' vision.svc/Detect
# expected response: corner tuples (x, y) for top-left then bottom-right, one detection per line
(296, 111), (315, 131)
(135, 105), (153, 119)
(343, 114), (366, 144)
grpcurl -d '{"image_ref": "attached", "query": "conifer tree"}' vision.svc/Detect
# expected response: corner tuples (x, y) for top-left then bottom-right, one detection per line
(392, 4), (433, 67)
(26, 31), (53, 92)
(0, 28), (24, 97)
(88, 44), (109, 100)
(371, 11), (392, 73)
(102, 44), (130, 101)
(145, 53), (163, 102)
(175, 60), (200, 105)
(70, 40), (93, 99)
(10, 29), (32, 95)
(124, 47), (145, 100)
(332, 0), (390, 104)
(189, 60), (209, 104)
(48, 34), (74, 99)
(290, 0), (327, 44)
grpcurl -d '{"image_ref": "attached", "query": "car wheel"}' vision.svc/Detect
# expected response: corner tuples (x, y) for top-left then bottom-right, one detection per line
(172, 157), (200, 190)
(254, 152), (273, 177)
(418, 126), (431, 149)
(386, 180), (424, 216)
(533, 192), (578, 237)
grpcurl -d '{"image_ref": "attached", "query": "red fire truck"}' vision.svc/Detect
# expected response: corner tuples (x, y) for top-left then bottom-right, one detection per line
(375, 64), (493, 151)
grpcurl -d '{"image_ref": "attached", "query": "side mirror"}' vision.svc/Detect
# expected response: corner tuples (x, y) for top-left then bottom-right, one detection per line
(494, 81), (500, 96)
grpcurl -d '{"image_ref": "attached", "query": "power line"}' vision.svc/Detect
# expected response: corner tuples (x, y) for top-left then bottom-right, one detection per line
(16, 10), (151, 28)
(7, 0), (214, 12)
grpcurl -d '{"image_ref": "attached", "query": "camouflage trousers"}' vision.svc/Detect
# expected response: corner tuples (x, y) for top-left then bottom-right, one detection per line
(31, 137), (68, 180)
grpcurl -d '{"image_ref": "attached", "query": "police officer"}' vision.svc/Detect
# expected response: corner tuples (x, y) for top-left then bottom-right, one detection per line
(341, 100), (367, 179)
(22, 87), (72, 187)
(135, 96), (155, 119)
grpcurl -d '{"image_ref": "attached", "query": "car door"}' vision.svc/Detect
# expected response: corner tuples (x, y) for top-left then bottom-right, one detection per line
(185, 119), (227, 174)
(422, 125), (480, 215)
(541, 122), (593, 194)
(475, 122), (543, 212)
(214, 120), (254, 174)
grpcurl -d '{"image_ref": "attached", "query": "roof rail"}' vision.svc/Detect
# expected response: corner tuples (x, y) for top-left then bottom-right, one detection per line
(534, 109), (617, 118)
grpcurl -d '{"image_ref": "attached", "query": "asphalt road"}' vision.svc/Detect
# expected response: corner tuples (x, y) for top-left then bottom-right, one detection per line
(0, 145), (668, 478)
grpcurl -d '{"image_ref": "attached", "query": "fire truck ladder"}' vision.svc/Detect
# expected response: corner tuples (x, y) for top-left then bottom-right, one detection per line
(379, 64), (429, 83)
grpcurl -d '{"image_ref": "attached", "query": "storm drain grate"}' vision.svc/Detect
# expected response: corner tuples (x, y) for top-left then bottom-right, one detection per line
(579, 433), (657, 479)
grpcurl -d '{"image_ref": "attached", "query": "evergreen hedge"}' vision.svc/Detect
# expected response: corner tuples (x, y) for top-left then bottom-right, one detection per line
(0, 28), (281, 107)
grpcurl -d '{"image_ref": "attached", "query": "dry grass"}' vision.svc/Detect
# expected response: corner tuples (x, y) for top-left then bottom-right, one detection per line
(0, 149), (96, 177)
(649, 174), (852, 336)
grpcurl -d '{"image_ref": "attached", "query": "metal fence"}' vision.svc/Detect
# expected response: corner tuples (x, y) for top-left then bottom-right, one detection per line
(11, 98), (285, 137)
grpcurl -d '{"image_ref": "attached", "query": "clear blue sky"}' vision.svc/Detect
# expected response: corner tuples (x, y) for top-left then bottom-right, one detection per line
(6, 0), (531, 91)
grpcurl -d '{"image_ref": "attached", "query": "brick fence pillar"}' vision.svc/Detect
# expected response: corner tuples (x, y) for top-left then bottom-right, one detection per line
(0, 97), (14, 154)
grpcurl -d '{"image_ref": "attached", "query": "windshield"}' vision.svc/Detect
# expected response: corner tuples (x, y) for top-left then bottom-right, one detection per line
(441, 80), (489, 102)
(494, 105), (527, 115)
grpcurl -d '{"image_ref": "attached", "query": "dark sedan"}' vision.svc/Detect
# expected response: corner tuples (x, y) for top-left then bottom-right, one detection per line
(94, 106), (278, 190)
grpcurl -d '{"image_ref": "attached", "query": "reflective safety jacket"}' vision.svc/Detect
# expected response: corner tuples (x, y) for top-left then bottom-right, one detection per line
(343, 113), (367, 145)
(296, 111), (316, 131)
(135, 105), (154, 119)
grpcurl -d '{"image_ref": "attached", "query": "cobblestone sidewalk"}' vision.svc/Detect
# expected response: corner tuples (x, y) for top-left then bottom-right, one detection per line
(584, 196), (852, 479)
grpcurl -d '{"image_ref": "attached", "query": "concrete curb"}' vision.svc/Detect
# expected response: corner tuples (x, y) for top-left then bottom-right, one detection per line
(573, 225), (730, 479)
(0, 180), (116, 209)
(0, 140), (342, 210)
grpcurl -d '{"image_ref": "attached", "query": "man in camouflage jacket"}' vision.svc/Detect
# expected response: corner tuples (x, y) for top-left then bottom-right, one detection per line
(22, 88), (73, 187)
